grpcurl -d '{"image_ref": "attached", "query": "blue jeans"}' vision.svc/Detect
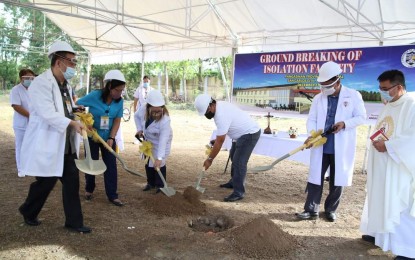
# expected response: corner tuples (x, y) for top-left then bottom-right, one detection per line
(229, 129), (260, 197)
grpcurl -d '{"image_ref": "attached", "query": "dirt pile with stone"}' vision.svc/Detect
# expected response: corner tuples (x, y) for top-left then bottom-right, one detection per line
(141, 186), (206, 216)
(230, 216), (297, 259)
(189, 214), (234, 232)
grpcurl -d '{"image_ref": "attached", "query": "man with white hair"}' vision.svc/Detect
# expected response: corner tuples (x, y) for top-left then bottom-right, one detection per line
(296, 61), (366, 222)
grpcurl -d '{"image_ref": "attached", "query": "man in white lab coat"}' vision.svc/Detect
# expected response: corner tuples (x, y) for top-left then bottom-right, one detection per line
(18, 41), (91, 233)
(296, 61), (366, 222)
(133, 75), (152, 112)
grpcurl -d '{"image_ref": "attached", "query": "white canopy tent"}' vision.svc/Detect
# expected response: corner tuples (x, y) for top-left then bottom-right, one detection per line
(4, 0), (415, 64)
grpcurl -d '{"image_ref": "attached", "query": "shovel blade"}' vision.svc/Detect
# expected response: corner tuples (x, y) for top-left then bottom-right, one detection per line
(195, 186), (206, 193)
(75, 159), (107, 175)
(249, 165), (273, 173)
(160, 187), (176, 197)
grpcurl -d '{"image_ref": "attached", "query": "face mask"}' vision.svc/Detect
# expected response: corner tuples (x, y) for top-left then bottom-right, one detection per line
(379, 89), (394, 102)
(205, 111), (215, 120)
(143, 82), (149, 88)
(60, 62), (76, 80)
(321, 86), (336, 96)
(22, 80), (32, 88)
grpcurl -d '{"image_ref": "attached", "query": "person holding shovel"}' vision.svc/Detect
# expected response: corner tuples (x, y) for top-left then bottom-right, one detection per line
(194, 94), (261, 202)
(296, 61), (366, 222)
(18, 41), (91, 233)
(76, 70), (125, 207)
(134, 90), (173, 193)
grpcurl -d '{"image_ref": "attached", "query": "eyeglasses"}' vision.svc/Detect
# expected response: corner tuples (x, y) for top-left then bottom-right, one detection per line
(150, 108), (163, 116)
(379, 84), (399, 91)
(54, 53), (78, 65)
(21, 76), (35, 80)
(320, 77), (340, 89)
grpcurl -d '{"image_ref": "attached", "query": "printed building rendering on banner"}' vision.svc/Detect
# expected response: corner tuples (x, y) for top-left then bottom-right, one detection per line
(233, 45), (415, 113)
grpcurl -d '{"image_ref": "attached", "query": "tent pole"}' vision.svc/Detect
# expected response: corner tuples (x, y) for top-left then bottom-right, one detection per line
(230, 44), (238, 103)
(141, 50), (145, 81)
(86, 52), (91, 94)
(217, 57), (229, 102)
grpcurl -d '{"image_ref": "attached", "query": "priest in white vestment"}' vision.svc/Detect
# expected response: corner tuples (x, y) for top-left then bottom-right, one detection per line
(360, 70), (415, 259)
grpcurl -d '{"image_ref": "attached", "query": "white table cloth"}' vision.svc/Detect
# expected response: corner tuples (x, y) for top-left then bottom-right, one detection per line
(211, 131), (311, 166)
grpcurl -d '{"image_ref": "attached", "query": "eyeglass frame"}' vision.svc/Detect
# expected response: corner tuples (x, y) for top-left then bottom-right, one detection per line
(378, 84), (400, 92)
(21, 75), (35, 80)
(319, 77), (340, 89)
(54, 53), (78, 66)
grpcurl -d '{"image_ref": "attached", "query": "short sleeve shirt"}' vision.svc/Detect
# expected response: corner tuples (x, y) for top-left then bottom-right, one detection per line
(77, 90), (123, 140)
(10, 83), (30, 129)
(214, 101), (260, 140)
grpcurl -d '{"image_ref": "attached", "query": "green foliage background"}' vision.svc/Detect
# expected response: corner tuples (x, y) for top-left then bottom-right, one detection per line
(0, 3), (232, 102)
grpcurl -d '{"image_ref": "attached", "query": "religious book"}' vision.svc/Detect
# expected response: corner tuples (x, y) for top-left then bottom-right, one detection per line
(370, 128), (389, 141)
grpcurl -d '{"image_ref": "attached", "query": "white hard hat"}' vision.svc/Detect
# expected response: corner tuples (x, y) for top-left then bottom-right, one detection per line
(104, 70), (126, 83)
(48, 41), (76, 59)
(194, 94), (212, 116)
(147, 90), (165, 107)
(317, 61), (342, 82)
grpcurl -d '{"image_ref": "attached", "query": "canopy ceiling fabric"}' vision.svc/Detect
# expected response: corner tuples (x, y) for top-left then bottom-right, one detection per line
(8, 0), (415, 64)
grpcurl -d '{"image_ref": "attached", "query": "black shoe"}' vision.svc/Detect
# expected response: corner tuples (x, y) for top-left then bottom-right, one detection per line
(142, 184), (154, 191)
(24, 217), (41, 226)
(110, 199), (124, 207)
(296, 211), (319, 220)
(224, 193), (244, 202)
(395, 256), (415, 260)
(361, 235), (375, 244)
(19, 207), (41, 226)
(65, 225), (92, 233)
(325, 212), (336, 222)
(219, 182), (233, 189)
(85, 193), (93, 200)
(155, 188), (161, 194)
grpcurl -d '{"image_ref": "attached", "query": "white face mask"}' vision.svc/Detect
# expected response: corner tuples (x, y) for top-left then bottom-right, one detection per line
(321, 87), (336, 96)
(320, 77), (339, 96)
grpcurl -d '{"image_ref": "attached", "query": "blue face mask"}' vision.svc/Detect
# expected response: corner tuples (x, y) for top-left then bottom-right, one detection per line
(22, 80), (32, 88)
(379, 89), (394, 102)
(60, 62), (76, 80)
(63, 67), (76, 80)
(143, 82), (149, 88)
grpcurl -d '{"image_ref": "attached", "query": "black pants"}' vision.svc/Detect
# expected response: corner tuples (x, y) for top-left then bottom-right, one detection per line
(145, 161), (166, 188)
(304, 153), (343, 213)
(19, 153), (84, 228)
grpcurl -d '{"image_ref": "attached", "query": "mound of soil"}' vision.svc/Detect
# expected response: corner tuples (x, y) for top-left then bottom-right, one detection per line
(141, 186), (206, 217)
(189, 214), (234, 232)
(230, 216), (297, 259)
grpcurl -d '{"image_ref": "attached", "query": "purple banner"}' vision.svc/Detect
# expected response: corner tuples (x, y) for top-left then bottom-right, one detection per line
(234, 45), (415, 92)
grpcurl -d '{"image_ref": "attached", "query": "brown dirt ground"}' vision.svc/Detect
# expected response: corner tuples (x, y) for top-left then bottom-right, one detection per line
(0, 95), (394, 259)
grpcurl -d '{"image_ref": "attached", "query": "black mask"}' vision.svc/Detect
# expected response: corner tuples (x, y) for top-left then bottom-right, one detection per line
(205, 111), (215, 120)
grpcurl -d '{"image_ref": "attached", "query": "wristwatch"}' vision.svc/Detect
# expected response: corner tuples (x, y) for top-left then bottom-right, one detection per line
(208, 157), (214, 161)
(157, 157), (163, 160)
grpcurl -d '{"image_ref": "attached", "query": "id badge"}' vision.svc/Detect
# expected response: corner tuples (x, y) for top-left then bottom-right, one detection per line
(100, 116), (110, 130)
(65, 100), (74, 116)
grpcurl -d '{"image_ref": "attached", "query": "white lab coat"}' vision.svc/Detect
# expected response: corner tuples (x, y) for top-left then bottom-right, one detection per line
(134, 105), (172, 167)
(10, 83), (31, 175)
(19, 69), (79, 177)
(133, 85), (153, 108)
(307, 85), (366, 186)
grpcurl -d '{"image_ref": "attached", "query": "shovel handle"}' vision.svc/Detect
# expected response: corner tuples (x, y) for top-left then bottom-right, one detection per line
(86, 129), (146, 178)
(150, 156), (168, 187)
